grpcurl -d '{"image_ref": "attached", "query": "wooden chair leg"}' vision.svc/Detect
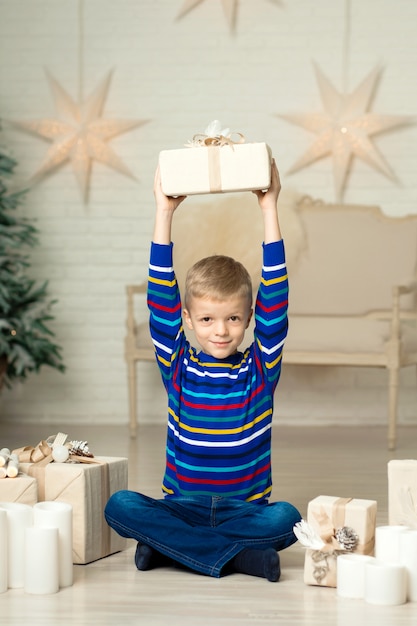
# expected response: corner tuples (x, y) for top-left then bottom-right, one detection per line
(388, 366), (399, 451)
(127, 359), (138, 438)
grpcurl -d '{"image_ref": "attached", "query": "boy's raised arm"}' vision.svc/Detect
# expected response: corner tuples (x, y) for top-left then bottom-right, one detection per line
(152, 165), (186, 245)
(252, 159), (282, 244)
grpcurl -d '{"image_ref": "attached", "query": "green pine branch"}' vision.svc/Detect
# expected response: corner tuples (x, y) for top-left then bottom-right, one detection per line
(0, 135), (65, 389)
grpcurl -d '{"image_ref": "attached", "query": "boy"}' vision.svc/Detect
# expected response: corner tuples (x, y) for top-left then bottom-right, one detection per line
(105, 159), (301, 582)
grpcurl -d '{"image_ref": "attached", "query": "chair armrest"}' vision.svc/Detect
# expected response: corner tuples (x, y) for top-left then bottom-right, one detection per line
(391, 280), (417, 340)
(395, 280), (417, 297)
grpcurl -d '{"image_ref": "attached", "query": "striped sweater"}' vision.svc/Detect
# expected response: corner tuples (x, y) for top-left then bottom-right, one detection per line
(147, 239), (288, 504)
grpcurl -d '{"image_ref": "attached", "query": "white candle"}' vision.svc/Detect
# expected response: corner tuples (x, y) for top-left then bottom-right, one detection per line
(33, 501), (73, 587)
(336, 553), (376, 599)
(0, 449), (10, 467)
(374, 525), (408, 563)
(365, 560), (407, 606)
(0, 502), (33, 588)
(24, 527), (59, 595)
(6, 454), (19, 478)
(399, 528), (417, 602)
(0, 509), (7, 593)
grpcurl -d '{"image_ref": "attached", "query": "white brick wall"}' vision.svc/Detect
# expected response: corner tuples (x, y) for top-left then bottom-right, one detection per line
(0, 0), (416, 428)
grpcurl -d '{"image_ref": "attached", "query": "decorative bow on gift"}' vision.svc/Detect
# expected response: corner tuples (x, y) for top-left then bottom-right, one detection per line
(294, 517), (359, 553)
(12, 440), (53, 466)
(185, 120), (245, 149)
(12, 433), (95, 466)
(294, 509), (359, 585)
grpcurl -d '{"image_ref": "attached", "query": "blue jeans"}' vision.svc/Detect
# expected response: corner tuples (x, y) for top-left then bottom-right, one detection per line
(104, 491), (301, 578)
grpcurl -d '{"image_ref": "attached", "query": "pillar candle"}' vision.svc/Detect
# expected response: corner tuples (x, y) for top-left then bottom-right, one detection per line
(399, 528), (417, 602)
(0, 502), (33, 588)
(336, 553), (376, 599)
(33, 501), (73, 588)
(0, 449), (10, 467)
(6, 454), (19, 478)
(364, 560), (407, 606)
(0, 509), (7, 593)
(24, 527), (59, 595)
(374, 525), (408, 563)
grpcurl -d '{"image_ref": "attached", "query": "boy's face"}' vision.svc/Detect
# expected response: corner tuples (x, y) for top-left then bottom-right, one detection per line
(183, 295), (253, 359)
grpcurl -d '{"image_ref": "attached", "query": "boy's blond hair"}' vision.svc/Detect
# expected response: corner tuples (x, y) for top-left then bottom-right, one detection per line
(184, 255), (253, 308)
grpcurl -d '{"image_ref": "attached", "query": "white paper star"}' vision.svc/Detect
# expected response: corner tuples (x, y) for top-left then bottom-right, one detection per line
(177, 0), (280, 32)
(12, 70), (148, 202)
(277, 64), (414, 201)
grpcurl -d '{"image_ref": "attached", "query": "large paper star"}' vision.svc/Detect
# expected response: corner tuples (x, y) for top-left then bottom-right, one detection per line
(177, 0), (280, 32)
(12, 70), (148, 202)
(277, 64), (414, 201)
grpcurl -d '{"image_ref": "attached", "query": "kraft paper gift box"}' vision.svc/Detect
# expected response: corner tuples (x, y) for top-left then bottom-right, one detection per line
(20, 456), (128, 564)
(0, 474), (37, 506)
(388, 459), (417, 526)
(159, 141), (272, 196)
(304, 495), (377, 587)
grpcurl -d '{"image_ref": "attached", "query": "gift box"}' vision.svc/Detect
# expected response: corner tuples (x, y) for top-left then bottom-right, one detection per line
(20, 456), (128, 564)
(0, 474), (37, 506)
(388, 459), (417, 527)
(303, 495), (377, 587)
(159, 123), (272, 196)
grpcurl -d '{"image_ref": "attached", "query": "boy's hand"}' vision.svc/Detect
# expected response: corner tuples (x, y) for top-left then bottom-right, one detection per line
(253, 159), (282, 243)
(252, 159), (281, 211)
(154, 165), (187, 213)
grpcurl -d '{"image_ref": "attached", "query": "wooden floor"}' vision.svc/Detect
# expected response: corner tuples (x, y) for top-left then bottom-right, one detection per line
(1, 421), (417, 625)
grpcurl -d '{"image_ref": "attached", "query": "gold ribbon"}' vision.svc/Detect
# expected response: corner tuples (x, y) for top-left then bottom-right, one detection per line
(13, 440), (53, 466)
(186, 132), (245, 192)
(313, 498), (352, 553)
(187, 132), (245, 149)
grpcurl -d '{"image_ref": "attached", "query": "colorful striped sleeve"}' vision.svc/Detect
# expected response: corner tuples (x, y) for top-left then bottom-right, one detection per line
(254, 239), (289, 387)
(147, 242), (183, 388)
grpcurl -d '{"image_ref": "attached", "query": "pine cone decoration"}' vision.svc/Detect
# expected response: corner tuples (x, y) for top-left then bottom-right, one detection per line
(335, 526), (359, 552)
(68, 440), (94, 458)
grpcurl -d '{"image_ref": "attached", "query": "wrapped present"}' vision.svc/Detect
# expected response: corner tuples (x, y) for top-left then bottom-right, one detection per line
(388, 459), (417, 527)
(0, 473), (37, 505)
(20, 456), (128, 564)
(301, 495), (377, 587)
(159, 121), (272, 196)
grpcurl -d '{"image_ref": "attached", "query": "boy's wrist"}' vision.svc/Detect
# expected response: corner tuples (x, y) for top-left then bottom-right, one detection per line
(153, 209), (174, 244)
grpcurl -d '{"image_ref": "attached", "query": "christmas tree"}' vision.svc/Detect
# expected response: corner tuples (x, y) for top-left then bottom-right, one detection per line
(0, 141), (65, 389)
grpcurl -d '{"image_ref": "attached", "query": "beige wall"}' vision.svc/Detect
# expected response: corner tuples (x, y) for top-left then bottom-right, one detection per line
(0, 0), (416, 427)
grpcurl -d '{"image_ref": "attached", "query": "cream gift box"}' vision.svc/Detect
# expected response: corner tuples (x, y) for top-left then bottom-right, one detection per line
(159, 141), (272, 196)
(304, 495), (377, 587)
(388, 459), (417, 526)
(0, 474), (37, 506)
(20, 456), (128, 564)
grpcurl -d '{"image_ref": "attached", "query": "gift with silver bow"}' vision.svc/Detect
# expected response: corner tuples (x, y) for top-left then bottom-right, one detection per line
(159, 120), (272, 196)
(295, 495), (377, 587)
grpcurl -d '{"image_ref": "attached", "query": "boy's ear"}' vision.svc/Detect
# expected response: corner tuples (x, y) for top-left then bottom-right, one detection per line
(183, 308), (193, 330)
(246, 308), (253, 329)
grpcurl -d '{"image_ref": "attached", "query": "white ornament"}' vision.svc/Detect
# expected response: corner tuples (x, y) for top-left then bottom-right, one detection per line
(52, 445), (69, 463)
